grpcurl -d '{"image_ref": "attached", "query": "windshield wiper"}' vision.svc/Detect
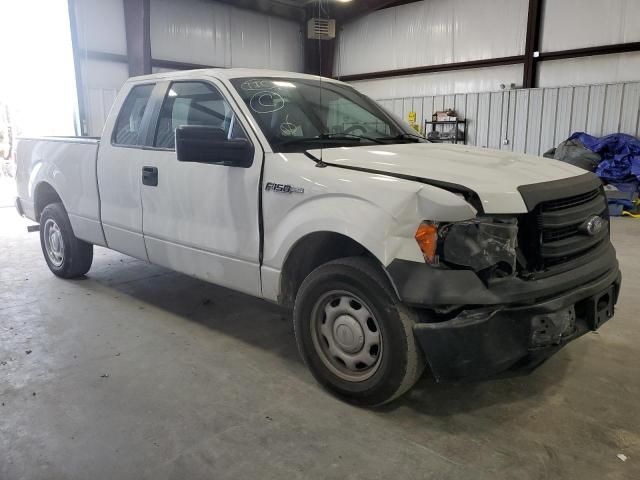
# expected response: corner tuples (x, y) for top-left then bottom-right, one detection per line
(376, 132), (425, 143)
(278, 132), (385, 147)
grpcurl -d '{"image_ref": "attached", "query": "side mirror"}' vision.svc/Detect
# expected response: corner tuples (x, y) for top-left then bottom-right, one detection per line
(175, 125), (254, 168)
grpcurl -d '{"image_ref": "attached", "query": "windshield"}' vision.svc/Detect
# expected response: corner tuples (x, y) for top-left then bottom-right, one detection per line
(230, 77), (425, 152)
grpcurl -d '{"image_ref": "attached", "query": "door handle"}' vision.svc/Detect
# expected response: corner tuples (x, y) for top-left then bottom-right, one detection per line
(142, 166), (158, 186)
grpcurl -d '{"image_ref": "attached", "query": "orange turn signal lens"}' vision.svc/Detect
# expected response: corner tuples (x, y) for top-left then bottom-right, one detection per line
(415, 222), (439, 264)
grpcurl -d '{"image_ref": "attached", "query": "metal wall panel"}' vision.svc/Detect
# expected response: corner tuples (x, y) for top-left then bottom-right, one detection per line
(368, 81), (640, 157)
(499, 91), (512, 151)
(538, 53), (640, 89)
(603, 84), (624, 134)
(454, 94), (467, 121)
(75, 0), (127, 55)
(335, 0), (528, 77)
(512, 90), (529, 153)
(465, 93), (478, 146)
(402, 98), (413, 124)
(476, 93), (491, 148)
(586, 85), (606, 135)
(488, 92), (503, 149)
(554, 87), (573, 146)
(150, 0), (302, 71)
(392, 98), (403, 119)
(339, 0), (640, 90)
(79, 59), (129, 136)
(337, 9), (397, 76)
(150, 0), (231, 66)
(525, 89), (543, 155)
(541, 0), (640, 52)
(570, 86), (589, 134)
(412, 97), (424, 130)
(620, 83), (640, 135)
(422, 97), (434, 127)
(540, 88), (558, 153)
(504, 91), (517, 151)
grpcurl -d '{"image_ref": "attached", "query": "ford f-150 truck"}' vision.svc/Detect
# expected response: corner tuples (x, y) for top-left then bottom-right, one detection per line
(15, 69), (621, 405)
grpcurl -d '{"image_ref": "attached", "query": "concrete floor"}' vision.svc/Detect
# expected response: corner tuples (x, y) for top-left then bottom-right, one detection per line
(1, 205), (639, 480)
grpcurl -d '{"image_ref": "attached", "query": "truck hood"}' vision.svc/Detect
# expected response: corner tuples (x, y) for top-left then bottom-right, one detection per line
(307, 143), (586, 214)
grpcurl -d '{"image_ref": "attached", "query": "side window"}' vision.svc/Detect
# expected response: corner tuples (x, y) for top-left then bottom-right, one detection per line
(112, 84), (154, 146)
(154, 81), (247, 149)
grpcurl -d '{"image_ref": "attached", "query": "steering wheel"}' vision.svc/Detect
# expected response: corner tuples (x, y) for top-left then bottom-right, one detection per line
(343, 124), (368, 136)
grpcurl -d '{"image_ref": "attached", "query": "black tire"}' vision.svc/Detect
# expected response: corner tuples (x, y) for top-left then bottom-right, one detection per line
(293, 257), (425, 406)
(39, 203), (93, 278)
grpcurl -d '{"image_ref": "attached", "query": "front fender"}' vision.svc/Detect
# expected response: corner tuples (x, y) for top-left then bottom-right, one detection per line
(263, 193), (416, 271)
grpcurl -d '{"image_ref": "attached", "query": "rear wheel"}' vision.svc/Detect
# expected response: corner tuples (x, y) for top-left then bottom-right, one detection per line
(39, 203), (93, 278)
(293, 257), (425, 406)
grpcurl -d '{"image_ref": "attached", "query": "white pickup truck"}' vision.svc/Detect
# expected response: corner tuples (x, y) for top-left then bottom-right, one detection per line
(16, 69), (620, 405)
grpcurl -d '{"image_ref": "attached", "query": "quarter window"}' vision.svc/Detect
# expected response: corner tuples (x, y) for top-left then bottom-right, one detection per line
(154, 81), (246, 149)
(112, 84), (154, 146)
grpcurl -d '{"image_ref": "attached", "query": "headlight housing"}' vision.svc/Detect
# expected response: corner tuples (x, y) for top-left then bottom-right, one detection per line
(415, 217), (518, 277)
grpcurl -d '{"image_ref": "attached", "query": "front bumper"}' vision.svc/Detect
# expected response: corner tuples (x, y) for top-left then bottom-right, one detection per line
(388, 244), (621, 383)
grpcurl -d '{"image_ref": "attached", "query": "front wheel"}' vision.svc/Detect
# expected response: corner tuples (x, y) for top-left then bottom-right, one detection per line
(293, 257), (425, 406)
(39, 203), (93, 278)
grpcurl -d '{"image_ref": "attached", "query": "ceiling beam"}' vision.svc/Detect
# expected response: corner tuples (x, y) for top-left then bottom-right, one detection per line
(335, 0), (423, 22)
(212, 0), (306, 22)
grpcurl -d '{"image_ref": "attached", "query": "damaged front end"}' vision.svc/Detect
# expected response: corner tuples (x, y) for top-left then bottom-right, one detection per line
(441, 218), (518, 278)
(413, 271), (619, 382)
(390, 213), (621, 383)
(415, 217), (519, 280)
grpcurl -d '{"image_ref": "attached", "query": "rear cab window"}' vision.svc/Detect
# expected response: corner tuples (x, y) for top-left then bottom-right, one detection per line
(112, 84), (154, 146)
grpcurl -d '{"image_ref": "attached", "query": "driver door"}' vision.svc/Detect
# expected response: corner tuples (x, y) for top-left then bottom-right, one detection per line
(139, 80), (263, 297)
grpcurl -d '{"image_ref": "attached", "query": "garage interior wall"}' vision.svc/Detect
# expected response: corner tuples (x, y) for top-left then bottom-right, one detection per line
(150, 0), (303, 72)
(378, 81), (640, 156)
(335, 0), (528, 96)
(72, 0), (303, 136)
(339, 0), (640, 153)
(338, 0), (640, 97)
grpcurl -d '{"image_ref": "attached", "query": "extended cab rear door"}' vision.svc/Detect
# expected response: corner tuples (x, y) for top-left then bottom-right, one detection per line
(97, 81), (161, 261)
(137, 78), (264, 297)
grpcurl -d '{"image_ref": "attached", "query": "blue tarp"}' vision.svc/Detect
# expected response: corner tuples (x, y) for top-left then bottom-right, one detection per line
(569, 132), (640, 186)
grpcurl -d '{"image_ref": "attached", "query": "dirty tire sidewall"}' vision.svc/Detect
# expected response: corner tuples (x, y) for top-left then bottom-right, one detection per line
(39, 203), (93, 279)
(294, 257), (424, 406)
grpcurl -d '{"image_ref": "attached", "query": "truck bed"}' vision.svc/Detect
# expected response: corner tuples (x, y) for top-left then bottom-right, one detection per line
(16, 136), (106, 246)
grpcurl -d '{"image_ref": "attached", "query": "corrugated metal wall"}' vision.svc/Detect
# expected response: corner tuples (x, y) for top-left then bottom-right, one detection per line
(376, 81), (640, 155)
(339, 0), (640, 98)
(150, 0), (303, 71)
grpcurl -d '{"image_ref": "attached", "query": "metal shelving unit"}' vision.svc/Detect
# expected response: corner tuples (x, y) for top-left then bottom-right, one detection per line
(424, 119), (466, 144)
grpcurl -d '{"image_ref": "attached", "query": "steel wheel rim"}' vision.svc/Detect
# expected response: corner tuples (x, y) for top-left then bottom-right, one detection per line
(310, 290), (383, 382)
(43, 218), (64, 267)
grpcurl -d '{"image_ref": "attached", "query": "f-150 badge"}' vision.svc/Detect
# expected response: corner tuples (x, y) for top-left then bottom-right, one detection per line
(265, 182), (304, 194)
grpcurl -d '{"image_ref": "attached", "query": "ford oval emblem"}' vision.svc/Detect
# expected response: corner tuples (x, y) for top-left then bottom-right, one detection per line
(581, 215), (607, 236)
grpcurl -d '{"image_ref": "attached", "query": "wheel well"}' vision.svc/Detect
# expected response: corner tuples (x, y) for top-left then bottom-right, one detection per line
(279, 232), (377, 308)
(34, 182), (62, 221)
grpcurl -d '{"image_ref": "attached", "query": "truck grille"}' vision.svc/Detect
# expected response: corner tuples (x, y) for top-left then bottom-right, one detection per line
(520, 187), (608, 271)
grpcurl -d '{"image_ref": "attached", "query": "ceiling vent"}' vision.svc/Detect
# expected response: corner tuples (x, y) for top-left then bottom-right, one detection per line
(307, 18), (336, 40)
